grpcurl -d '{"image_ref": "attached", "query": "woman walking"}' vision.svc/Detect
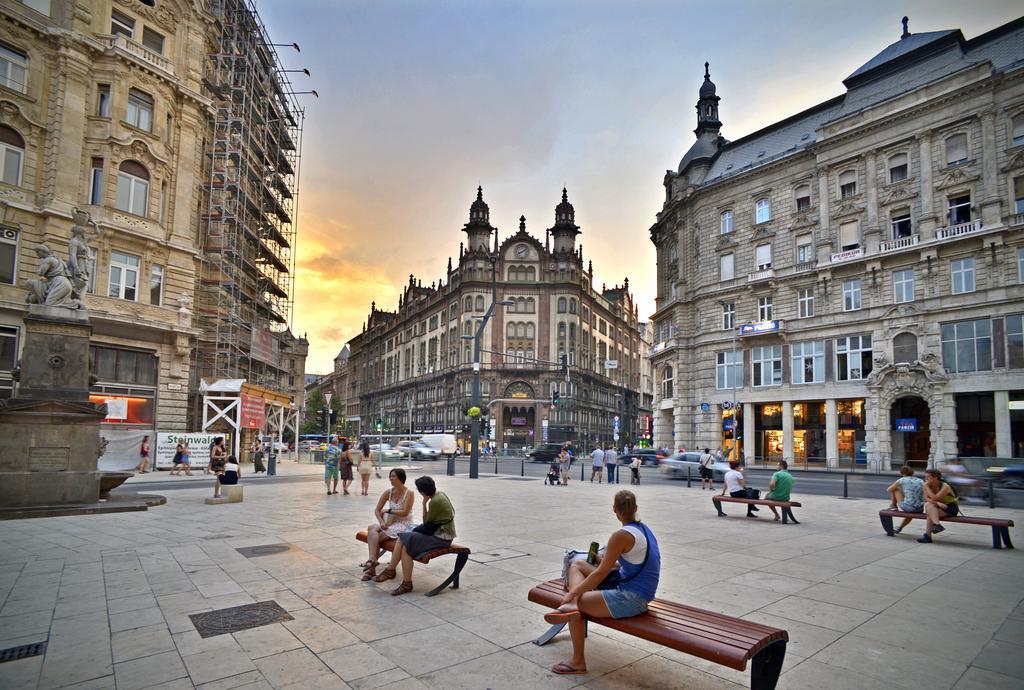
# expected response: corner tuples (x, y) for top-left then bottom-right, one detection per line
(339, 440), (354, 495)
(171, 442), (193, 476)
(135, 435), (151, 473)
(208, 437), (227, 475)
(357, 442), (374, 495)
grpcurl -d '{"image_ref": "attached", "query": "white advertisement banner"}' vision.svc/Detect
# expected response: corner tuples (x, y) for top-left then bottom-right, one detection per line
(155, 432), (227, 470)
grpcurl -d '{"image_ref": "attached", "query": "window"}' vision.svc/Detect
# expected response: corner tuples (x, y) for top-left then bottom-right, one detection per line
(719, 253), (734, 281)
(97, 84), (111, 117)
(893, 269), (914, 303)
(661, 366), (673, 399)
(755, 198), (771, 224)
(1019, 248), (1024, 284)
(720, 210), (733, 234)
(755, 244), (772, 271)
(893, 332), (918, 364)
(722, 302), (734, 330)
(126, 89), (153, 131)
(891, 209), (912, 239)
(108, 250), (140, 300)
(0, 226), (17, 285)
(91, 345), (157, 386)
(795, 236), (814, 264)
(842, 279), (861, 311)
(794, 185), (810, 211)
(0, 125), (24, 186)
(951, 257), (975, 294)
(0, 325), (16, 398)
(941, 319), (991, 373)
(569, 298), (577, 314)
(791, 341), (824, 384)
(115, 161), (149, 216)
(1014, 114), (1024, 146)
(948, 194), (971, 225)
(557, 297), (567, 313)
(475, 295), (484, 311)
(1014, 176), (1024, 214)
(836, 334), (873, 381)
(797, 288), (814, 318)
(464, 296), (472, 312)
(757, 296), (773, 321)
(0, 44), (28, 93)
(945, 133), (968, 166)
(150, 264), (163, 305)
(839, 221), (860, 251)
(752, 345), (782, 387)
(89, 158), (103, 205)
(716, 351), (741, 389)
(142, 27), (164, 55)
(111, 9), (135, 38)
(839, 170), (857, 198)
(1008, 315), (1024, 369)
(888, 153), (908, 183)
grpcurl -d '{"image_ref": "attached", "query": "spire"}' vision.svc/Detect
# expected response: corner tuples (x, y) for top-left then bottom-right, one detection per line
(901, 16), (910, 39)
(469, 185), (489, 224)
(459, 241), (464, 258)
(695, 61), (721, 137)
(447, 256), (452, 272)
(588, 259), (592, 274)
(493, 227), (499, 253)
(554, 187), (575, 227)
(519, 215), (526, 232)
(371, 301), (376, 312)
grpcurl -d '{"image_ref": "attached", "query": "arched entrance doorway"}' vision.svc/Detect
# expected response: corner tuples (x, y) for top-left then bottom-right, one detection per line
(890, 396), (930, 467)
(502, 381), (537, 451)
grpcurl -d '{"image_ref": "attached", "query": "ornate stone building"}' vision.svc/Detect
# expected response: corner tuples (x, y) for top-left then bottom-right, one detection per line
(342, 188), (645, 449)
(0, 1), (306, 464)
(649, 17), (1024, 468)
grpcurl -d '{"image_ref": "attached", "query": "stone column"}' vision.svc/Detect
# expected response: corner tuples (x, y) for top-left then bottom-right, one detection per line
(743, 402), (755, 463)
(817, 173), (832, 263)
(940, 393), (959, 465)
(864, 154), (881, 252)
(980, 110), (1003, 228)
(782, 400), (794, 463)
(826, 399), (839, 468)
(918, 134), (937, 239)
(995, 390), (1011, 458)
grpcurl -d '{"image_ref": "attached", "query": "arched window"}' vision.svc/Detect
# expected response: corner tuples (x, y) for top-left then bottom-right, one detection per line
(568, 323), (576, 340)
(506, 299), (517, 313)
(506, 348), (514, 362)
(526, 266), (536, 281)
(475, 295), (484, 311)
(506, 323), (515, 338)
(464, 321), (473, 336)
(558, 323), (566, 338)
(527, 297), (535, 313)
(582, 307), (589, 321)
(0, 124), (25, 186)
(720, 210), (733, 234)
(1013, 113), (1024, 146)
(888, 153), (908, 183)
(116, 160), (149, 216)
(557, 297), (567, 313)
(662, 366), (674, 399)
(794, 185), (810, 211)
(945, 133), (967, 166)
(517, 297), (526, 312)
(839, 170), (857, 198)
(893, 332), (918, 363)
(755, 198), (771, 224)
(464, 296), (472, 312)
(569, 298), (577, 314)
(516, 323), (526, 338)
(526, 323), (535, 338)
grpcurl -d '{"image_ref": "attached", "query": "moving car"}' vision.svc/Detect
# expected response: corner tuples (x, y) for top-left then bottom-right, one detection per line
(419, 434), (458, 458)
(659, 452), (729, 481)
(396, 440), (440, 460)
(620, 448), (665, 467)
(527, 443), (563, 463)
(368, 443), (402, 461)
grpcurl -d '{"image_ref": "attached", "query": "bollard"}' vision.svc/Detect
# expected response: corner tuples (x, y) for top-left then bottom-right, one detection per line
(494, 453), (498, 475)
(521, 456), (524, 477)
(581, 462), (585, 481)
(843, 473), (849, 499)
(988, 478), (995, 509)
(687, 465), (691, 488)
(446, 454), (455, 476)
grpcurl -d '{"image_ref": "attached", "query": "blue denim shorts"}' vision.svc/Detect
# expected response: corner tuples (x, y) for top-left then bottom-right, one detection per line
(898, 501), (923, 513)
(601, 588), (650, 619)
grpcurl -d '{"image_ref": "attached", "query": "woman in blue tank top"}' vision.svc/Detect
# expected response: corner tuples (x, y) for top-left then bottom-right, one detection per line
(543, 490), (661, 675)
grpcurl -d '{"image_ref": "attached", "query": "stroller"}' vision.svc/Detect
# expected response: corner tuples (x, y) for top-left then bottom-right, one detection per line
(545, 460), (560, 486)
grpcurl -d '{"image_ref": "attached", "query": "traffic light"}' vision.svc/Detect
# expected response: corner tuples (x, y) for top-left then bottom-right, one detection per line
(329, 409), (338, 426)
(551, 391), (560, 407)
(375, 418), (383, 432)
(316, 409), (326, 427)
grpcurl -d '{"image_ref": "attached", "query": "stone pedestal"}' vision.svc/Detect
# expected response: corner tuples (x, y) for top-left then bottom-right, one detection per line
(0, 305), (106, 509)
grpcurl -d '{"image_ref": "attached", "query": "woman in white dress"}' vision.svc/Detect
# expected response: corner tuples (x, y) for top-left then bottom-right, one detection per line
(361, 468), (414, 580)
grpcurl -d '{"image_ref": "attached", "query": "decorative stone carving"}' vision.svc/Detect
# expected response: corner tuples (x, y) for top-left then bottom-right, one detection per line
(25, 245), (80, 309)
(113, 0), (179, 32)
(935, 166), (978, 190)
(67, 207), (100, 300)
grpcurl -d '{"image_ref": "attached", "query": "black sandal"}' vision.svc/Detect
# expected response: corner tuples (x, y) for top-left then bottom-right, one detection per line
(390, 581), (413, 596)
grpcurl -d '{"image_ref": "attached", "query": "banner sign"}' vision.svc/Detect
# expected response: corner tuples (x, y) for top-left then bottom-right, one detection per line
(250, 329), (276, 365)
(240, 394), (266, 429)
(155, 432), (226, 469)
(740, 320), (781, 335)
(895, 418), (917, 432)
(510, 416), (527, 426)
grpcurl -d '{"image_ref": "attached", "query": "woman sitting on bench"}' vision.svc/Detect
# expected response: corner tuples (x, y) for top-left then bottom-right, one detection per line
(542, 490), (661, 676)
(918, 469), (959, 544)
(361, 468), (414, 581)
(214, 455), (240, 498)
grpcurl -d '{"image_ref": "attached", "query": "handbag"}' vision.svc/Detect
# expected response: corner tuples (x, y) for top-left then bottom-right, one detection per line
(745, 487), (761, 500)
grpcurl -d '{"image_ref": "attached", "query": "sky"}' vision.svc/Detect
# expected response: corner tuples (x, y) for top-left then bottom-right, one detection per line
(258, 0), (1022, 373)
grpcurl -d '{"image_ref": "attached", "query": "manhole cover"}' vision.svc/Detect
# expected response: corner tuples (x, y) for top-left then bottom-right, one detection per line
(236, 544), (292, 558)
(0, 641), (46, 664)
(189, 600), (293, 638)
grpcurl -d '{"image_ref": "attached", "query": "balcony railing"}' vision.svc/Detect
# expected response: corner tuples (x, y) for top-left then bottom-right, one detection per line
(794, 260), (817, 273)
(104, 34), (173, 75)
(937, 219), (981, 240)
(747, 268), (775, 283)
(880, 234), (920, 253)
(1011, 213), (1024, 227)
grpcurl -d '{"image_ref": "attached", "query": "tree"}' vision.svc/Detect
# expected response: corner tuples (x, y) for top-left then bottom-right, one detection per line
(302, 388), (325, 435)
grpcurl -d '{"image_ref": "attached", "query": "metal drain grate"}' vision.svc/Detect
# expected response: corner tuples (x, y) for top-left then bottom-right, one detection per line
(0, 641), (47, 664)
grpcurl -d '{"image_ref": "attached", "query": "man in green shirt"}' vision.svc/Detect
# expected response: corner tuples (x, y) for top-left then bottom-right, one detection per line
(766, 460), (794, 522)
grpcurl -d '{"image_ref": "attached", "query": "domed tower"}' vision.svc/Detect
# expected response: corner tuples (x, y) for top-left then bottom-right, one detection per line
(676, 62), (724, 183)
(550, 187), (580, 255)
(463, 186), (494, 253)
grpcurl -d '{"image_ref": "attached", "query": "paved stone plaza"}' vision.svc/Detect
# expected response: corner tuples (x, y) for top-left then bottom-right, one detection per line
(0, 469), (1021, 689)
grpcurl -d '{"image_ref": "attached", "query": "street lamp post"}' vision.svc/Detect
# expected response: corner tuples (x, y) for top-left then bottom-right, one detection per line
(464, 254), (513, 479)
(718, 300), (740, 462)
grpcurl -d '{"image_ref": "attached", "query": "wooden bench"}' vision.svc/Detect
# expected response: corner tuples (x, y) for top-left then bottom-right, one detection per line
(204, 485), (243, 505)
(528, 579), (788, 690)
(878, 509), (1015, 549)
(713, 496), (801, 524)
(355, 530), (471, 597)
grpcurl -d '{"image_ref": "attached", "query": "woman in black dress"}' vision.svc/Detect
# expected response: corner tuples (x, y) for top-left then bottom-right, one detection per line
(214, 455), (240, 498)
(339, 441), (354, 495)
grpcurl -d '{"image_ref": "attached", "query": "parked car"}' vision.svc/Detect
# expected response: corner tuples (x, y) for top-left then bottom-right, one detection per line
(368, 443), (402, 461)
(527, 443), (564, 463)
(620, 448), (665, 467)
(298, 440), (320, 451)
(396, 440), (440, 460)
(659, 452), (729, 481)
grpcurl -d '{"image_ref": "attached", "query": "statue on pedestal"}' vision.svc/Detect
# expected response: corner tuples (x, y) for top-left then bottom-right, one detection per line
(25, 244), (78, 308)
(67, 207), (100, 300)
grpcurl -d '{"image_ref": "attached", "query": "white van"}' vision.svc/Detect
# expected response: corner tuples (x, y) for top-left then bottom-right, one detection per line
(418, 434), (458, 458)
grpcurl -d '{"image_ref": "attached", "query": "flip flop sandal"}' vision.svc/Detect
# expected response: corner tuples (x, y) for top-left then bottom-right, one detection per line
(390, 581), (413, 596)
(373, 569), (396, 583)
(551, 662), (587, 675)
(544, 608), (581, 624)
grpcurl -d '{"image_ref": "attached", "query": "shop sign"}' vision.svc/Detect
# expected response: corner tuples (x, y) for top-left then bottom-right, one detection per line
(155, 432), (224, 469)
(723, 418), (736, 431)
(740, 320), (781, 336)
(104, 397), (129, 420)
(700, 402), (710, 412)
(830, 247), (864, 263)
(240, 394), (266, 429)
(510, 392), (529, 398)
(542, 419), (549, 442)
(511, 416), (527, 426)
(895, 418), (917, 432)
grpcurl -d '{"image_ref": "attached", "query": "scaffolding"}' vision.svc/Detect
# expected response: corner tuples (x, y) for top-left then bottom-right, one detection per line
(196, 0), (304, 394)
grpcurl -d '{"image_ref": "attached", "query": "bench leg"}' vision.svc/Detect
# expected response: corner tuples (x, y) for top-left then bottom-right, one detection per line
(783, 507), (799, 525)
(1002, 527), (1014, 549)
(750, 639), (786, 690)
(713, 499), (727, 517)
(879, 513), (894, 537)
(992, 526), (1002, 550)
(424, 552), (469, 597)
(533, 622), (565, 646)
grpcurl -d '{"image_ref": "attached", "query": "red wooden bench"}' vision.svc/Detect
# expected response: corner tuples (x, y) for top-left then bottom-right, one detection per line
(355, 530), (471, 596)
(878, 509), (1014, 549)
(713, 496), (801, 524)
(528, 578), (788, 690)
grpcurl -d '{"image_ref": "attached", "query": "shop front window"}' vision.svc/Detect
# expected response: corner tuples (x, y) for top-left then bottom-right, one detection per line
(837, 399), (867, 467)
(793, 402), (826, 465)
(754, 403), (783, 464)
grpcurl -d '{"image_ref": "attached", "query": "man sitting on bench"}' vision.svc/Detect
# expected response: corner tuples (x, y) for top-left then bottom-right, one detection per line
(723, 460), (759, 518)
(885, 465), (924, 535)
(765, 460), (795, 522)
(541, 490), (660, 676)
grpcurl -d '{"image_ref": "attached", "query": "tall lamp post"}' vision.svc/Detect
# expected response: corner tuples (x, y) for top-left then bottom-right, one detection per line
(717, 300), (740, 462)
(461, 253), (512, 478)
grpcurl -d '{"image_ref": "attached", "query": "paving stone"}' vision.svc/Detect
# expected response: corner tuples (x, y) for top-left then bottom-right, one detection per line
(970, 639), (1024, 680)
(113, 650), (188, 690)
(370, 623), (500, 675)
(253, 647), (341, 688)
(110, 606), (166, 633)
(232, 623), (304, 659)
(111, 622), (176, 662)
(953, 666), (1024, 689)
(758, 595), (875, 632)
(182, 645), (257, 685)
(319, 642), (397, 681)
